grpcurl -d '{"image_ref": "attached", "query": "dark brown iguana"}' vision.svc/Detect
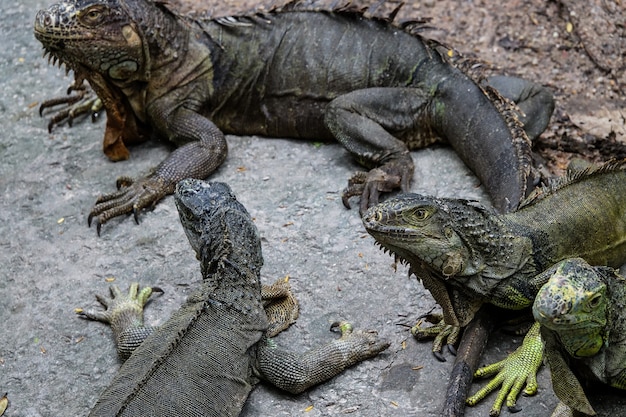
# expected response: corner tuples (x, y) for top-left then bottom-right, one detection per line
(79, 178), (389, 416)
(34, 0), (554, 234)
(532, 258), (626, 417)
(362, 160), (626, 415)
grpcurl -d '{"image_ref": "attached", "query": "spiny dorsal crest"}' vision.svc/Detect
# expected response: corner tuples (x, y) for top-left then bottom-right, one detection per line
(519, 158), (626, 209)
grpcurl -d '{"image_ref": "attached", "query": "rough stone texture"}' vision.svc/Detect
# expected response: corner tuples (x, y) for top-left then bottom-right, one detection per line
(1, 1), (625, 416)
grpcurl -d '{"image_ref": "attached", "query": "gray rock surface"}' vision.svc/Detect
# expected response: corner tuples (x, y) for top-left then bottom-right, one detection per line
(1, 1), (625, 416)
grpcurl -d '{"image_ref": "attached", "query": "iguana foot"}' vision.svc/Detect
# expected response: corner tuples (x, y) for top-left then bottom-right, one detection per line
(78, 282), (155, 325)
(410, 313), (460, 362)
(329, 321), (391, 359)
(39, 82), (102, 132)
(342, 156), (414, 214)
(78, 283), (161, 360)
(88, 176), (171, 235)
(258, 321), (389, 394)
(466, 322), (543, 417)
(261, 278), (299, 338)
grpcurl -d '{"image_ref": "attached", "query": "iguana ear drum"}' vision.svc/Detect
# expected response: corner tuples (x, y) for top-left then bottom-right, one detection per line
(442, 253), (463, 277)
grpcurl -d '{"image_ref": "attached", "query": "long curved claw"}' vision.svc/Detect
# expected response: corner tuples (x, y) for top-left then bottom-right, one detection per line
(410, 314), (461, 362)
(341, 156), (414, 214)
(466, 322), (544, 416)
(341, 171), (368, 209)
(88, 175), (170, 235)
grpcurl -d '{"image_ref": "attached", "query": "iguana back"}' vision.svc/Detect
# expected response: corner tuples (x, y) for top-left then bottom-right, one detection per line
(505, 162), (626, 269)
(89, 181), (267, 416)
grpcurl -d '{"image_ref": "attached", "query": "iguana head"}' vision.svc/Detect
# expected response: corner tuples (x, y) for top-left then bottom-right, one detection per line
(34, 0), (152, 81)
(174, 179), (264, 278)
(362, 194), (497, 278)
(533, 258), (609, 358)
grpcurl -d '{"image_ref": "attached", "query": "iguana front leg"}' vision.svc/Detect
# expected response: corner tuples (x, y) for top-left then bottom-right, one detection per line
(88, 106), (227, 235)
(78, 283), (158, 361)
(80, 281), (299, 359)
(411, 268), (482, 361)
(466, 322), (544, 417)
(256, 321), (390, 394)
(325, 87), (433, 214)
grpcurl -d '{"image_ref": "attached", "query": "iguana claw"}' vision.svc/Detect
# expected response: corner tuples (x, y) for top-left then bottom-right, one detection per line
(78, 283), (156, 324)
(410, 314), (461, 362)
(329, 321), (391, 357)
(79, 283), (162, 360)
(466, 322), (543, 416)
(39, 82), (103, 132)
(88, 175), (171, 235)
(342, 156), (413, 215)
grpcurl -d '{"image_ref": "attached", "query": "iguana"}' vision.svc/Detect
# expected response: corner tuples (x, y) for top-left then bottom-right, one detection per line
(532, 257), (626, 417)
(79, 178), (389, 416)
(362, 159), (626, 415)
(34, 0), (554, 234)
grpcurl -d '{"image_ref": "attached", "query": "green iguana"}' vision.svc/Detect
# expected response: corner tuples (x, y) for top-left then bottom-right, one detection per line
(79, 178), (389, 416)
(362, 159), (626, 415)
(532, 257), (626, 417)
(34, 0), (554, 234)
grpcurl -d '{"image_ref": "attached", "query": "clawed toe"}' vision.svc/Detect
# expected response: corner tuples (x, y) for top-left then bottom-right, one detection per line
(39, 83), (102, 132)
(87, 176), (167, 235)
(341, 163), (410, 214)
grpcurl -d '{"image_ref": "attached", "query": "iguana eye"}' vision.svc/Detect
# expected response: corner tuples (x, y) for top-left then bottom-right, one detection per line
(80, 6), (107, 26)
(588, 293), (602, 309)
(414, 208), (430, 220)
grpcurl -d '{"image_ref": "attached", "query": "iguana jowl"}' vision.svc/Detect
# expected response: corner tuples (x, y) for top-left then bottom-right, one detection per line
(533, 258), (626, 417)
(34, 0), (554, 233)
(362, 160), (626, 414)
(80, 179), (389, 416)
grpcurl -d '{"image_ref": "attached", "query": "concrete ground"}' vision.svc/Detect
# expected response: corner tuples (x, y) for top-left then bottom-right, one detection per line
(1, 1), (625, 416)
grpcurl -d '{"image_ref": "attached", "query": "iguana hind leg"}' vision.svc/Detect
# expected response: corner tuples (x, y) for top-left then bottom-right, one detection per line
(482, 75), (555, 143)
(256, 321), (389, 394)
(325, 87), (432, 214)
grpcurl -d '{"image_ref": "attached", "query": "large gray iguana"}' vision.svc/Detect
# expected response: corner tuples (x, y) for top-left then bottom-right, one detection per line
(532, 257), (626, 417)
(362, 159), (626, 415)
(79, 178), (389, 416)
(34, 0), (554, 234)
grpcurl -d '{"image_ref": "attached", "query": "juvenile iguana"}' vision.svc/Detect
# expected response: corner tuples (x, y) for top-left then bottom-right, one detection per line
(362, 159), (626, 415)
(79, 178), (389, 416)
(532, 257), (626, 417)
(34, 0), (554, 234)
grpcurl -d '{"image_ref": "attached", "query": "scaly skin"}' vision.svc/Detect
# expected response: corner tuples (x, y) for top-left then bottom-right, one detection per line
(79, 179), (389, 416)
(533, 258), (626, 417)
(362, 160), (626, 414)
(34, 0), (554, 234)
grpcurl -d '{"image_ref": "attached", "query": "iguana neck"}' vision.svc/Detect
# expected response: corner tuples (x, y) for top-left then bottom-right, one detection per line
(174, 180), (263, 294)
(606, 273), (626, 348)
